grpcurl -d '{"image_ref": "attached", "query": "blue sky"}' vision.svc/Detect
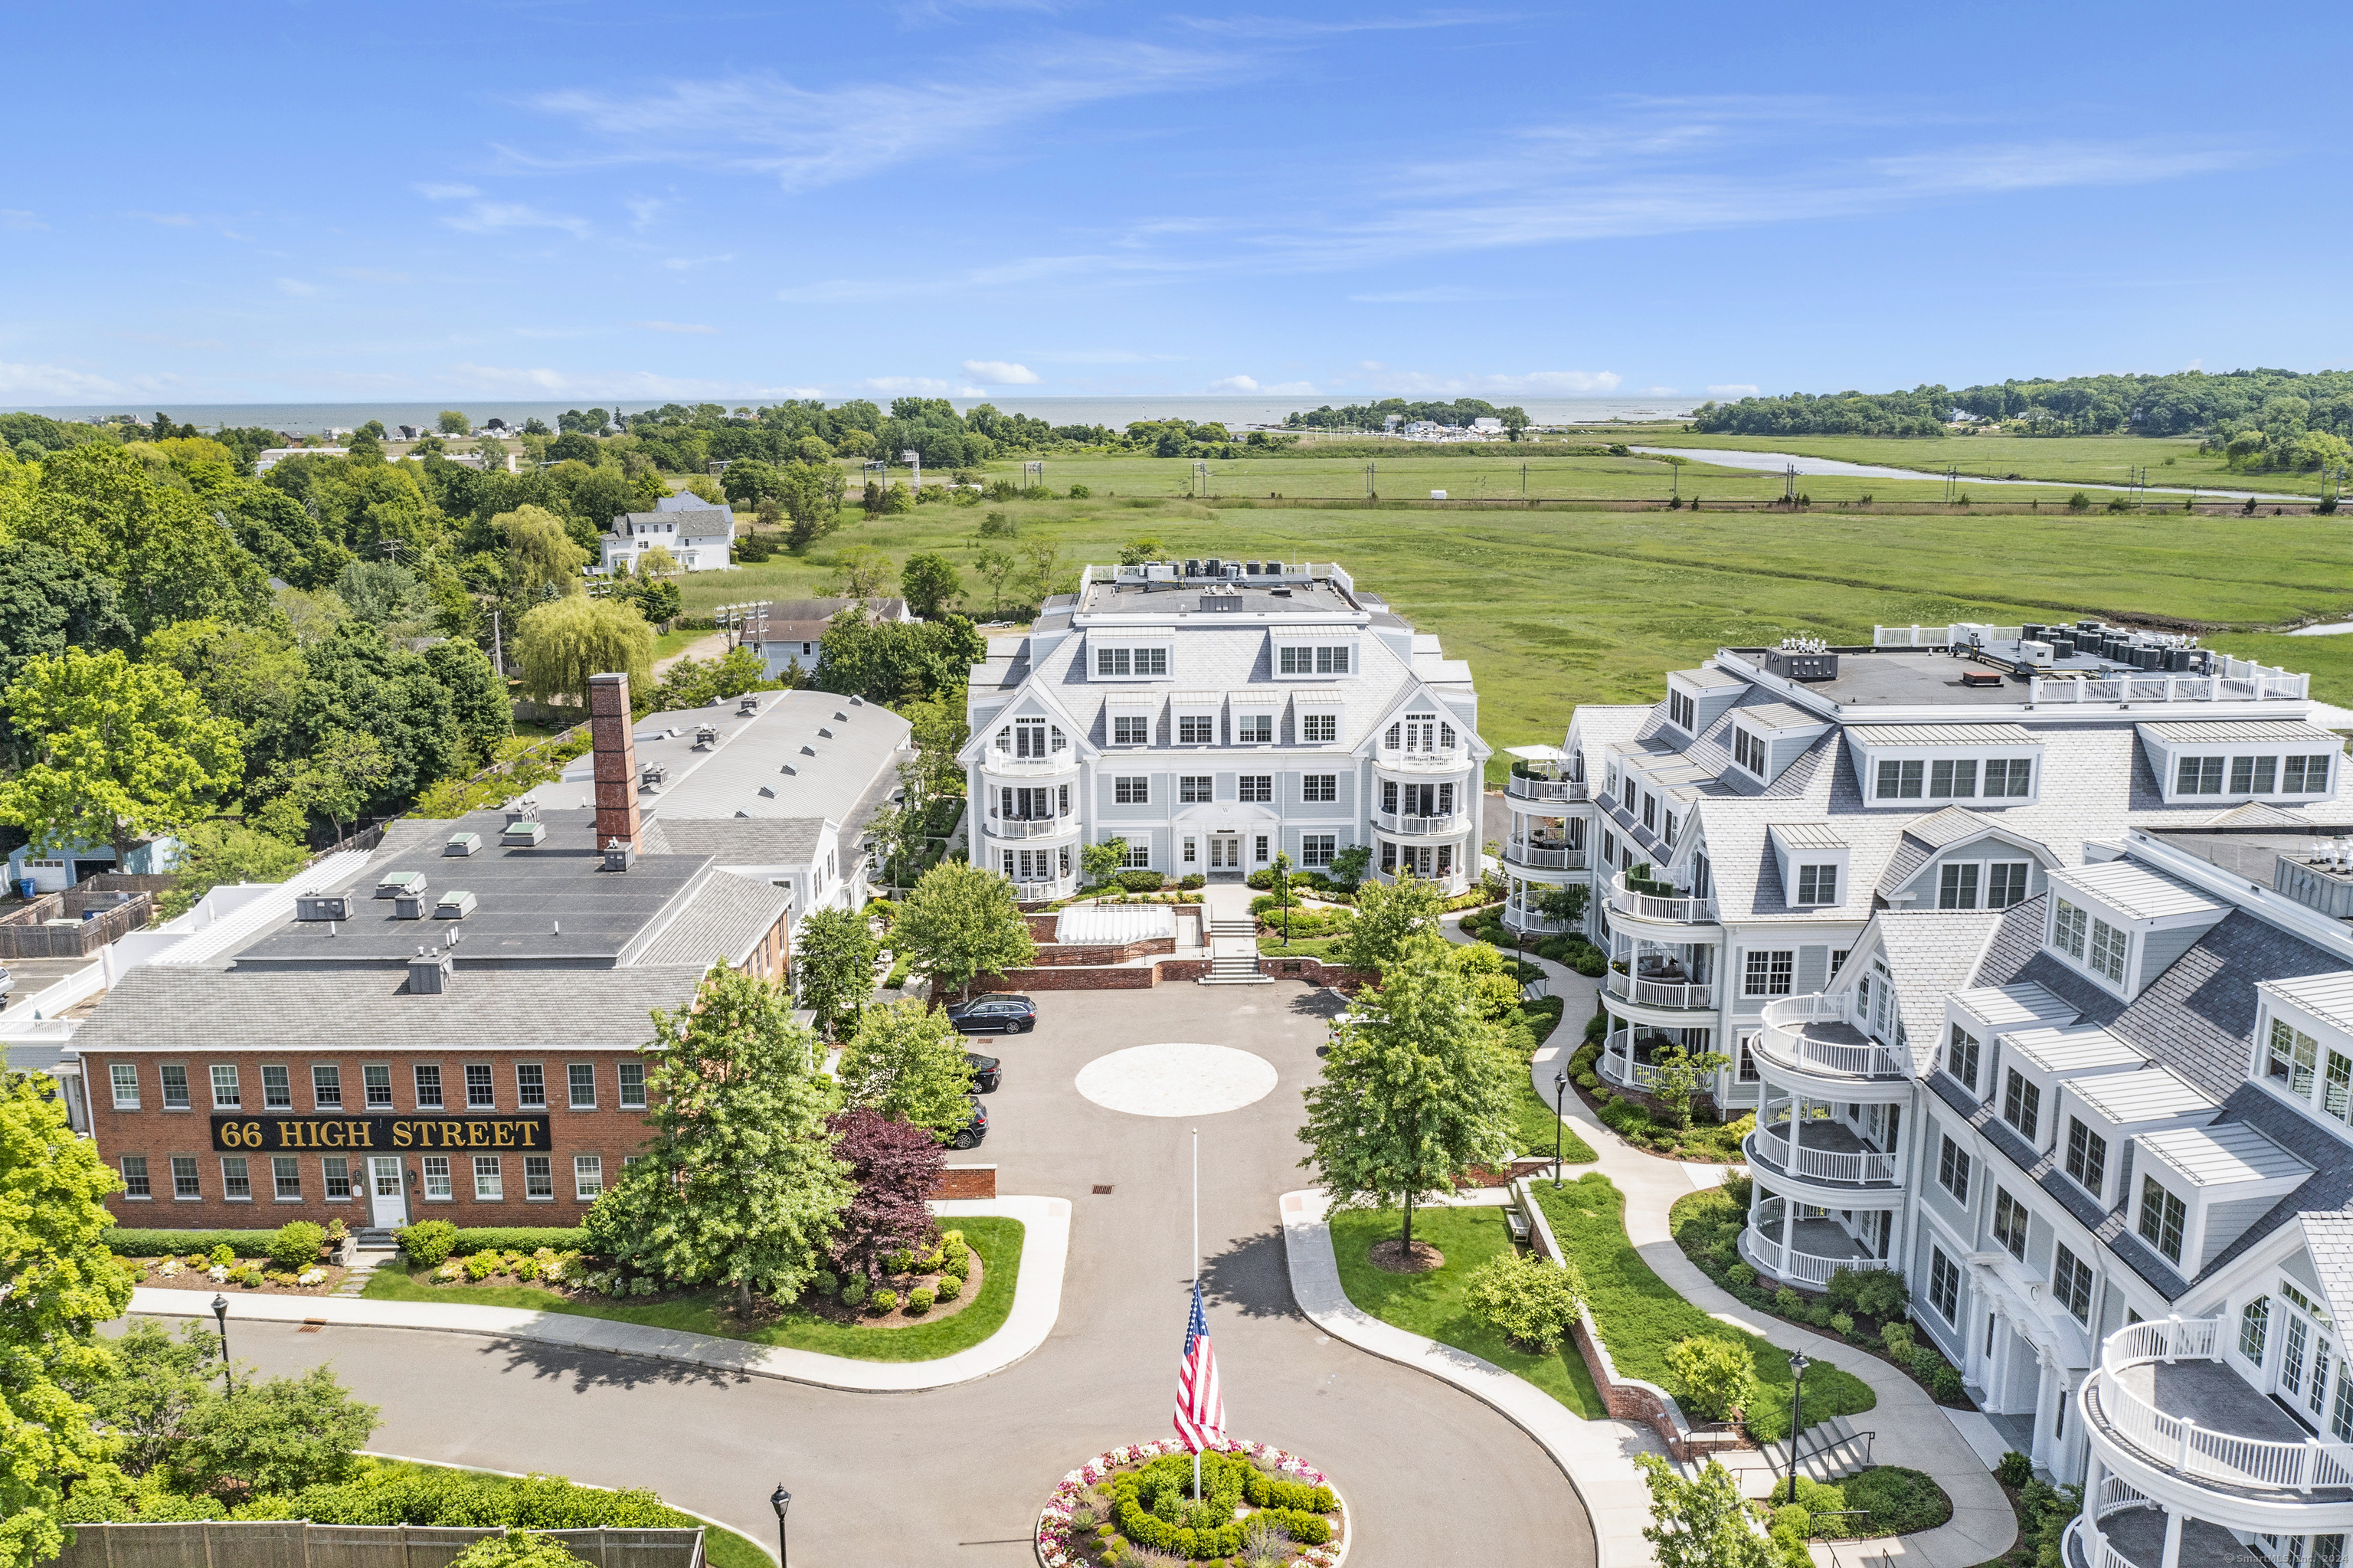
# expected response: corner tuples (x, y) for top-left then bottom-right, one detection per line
(3, 2), (2345, 409)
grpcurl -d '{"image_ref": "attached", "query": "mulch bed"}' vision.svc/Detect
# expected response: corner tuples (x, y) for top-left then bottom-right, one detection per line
(781, 1249), (986, 1329)
(128, 1259), (347, 1296)
(1367, 1239), (1445, 1274)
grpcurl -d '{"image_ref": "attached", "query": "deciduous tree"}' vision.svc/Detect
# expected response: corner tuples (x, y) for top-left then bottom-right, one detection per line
(0, 542), (134, 728)
(837, 999), (975, 1141)
(168, 1364), (378, 1501)
(161, 820), (310, 916)
(437, 410), (471, 435)
(495, 503), (587, 607)
(826, 1107), (942, 1285)
(793, 905), (879, 1041)
(892, 859), (1036, 1002)
(423, 639), (512, 766)
(1635, 1455), (1772, 1568)
(513, 594), (653, 713)
(899, 552), (962, 618)
(1340, 873), (1444, 978)
(833, 547), (893, 600)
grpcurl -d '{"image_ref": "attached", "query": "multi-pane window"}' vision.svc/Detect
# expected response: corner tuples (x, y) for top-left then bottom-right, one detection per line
(2089, 917), (2128, 984)
(273, 1156), (302, 1200)
(162, 1064), (191, 1109)
(1114, 777), (1148, 804)
(1992, 1187), (2028, 1259)
(568, 1064), (597, 1109)
(122, 1154), (151, 1196)
(1301, 835), (1336, 867)
(1946, 1024), (1982, 1092)
(576, 1155), (604, 1200)
(1278, 646), (1350, 675)
(619, 1062), (646, 1108)
(424, 1156), (452, 1199)
(474, 1155), (503, 1200)
(1939, 863), (1980, 909)
(313, 1065), (343, 1108)
(2002, 1069), (2041, 1141)
(1743, 950), (1794, 997)
(466, 1064), (495, 1108)
(1301, 713), (1337, 743)
(1122, 842), (1151, 868)
(1795, 864), (1837, 904)
(1987, 863), (2031, 908)
(515, 1064), (546, 1108)
(1315, 646), (1349, 674)
(1239, 775), (1272, 803)
(414, 1064), (443, 1108)
(2230, 755), (2279, 794)
(1733, 728), (1766, 776)
(1668, 689), (1695, 732)
(2270, 1020), (2321, 1100)
(1235, 714), (1272, 745)
(2053, 1245), (2093, 1323)
(1112, 715), (1148, 745)
(1178, 715), (1215, 745)
(1737, 1036), (1759, 1082)
(1982, 758), (2032, 797)
(365, 1064), (393, 1107)
(110, 1062), (140, 1109)
(2139, 1176), (2187, 1263)
(525, 1156), (553, 1199)
(2285, 754), (2333, 793)
(1928, 1247), (1961, 1322)
(1938, 1135), (1970, 1202)
(262, 1065), (292, 1108)
(2176, 755), (2226, 794)
(2240, 1295), (2270, 1363)
(172, 1156), (200, 1199)
(2053, 899), (2088, 960)
(1180, 776), (1212, 804)
(1876, 759), (1924, 799)
(1929, 759), (1978, 798)
(1640, 794), (1656, 832)
(324, 1157), (352, 1200)
(2065, 1117), (2108, 1199)
(221, 1156), (251, 1200)
(211, 1065), (241, 1108)
(1302, 774), (1337, 803)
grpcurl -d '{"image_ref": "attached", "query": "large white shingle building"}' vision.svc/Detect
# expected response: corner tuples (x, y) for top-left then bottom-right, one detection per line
(959, 561), (1487, 899)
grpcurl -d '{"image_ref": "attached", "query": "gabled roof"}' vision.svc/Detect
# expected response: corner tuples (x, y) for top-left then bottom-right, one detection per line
(1873, 909), (2008, 1070)
(2050, 859), (2224, 921)
(2263, 971), (2353, 1034)
(2298, 1214), (2353, 1331)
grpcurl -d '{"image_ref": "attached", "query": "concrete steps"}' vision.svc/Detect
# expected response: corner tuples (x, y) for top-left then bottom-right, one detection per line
(1755, 1415), (1874, 1485)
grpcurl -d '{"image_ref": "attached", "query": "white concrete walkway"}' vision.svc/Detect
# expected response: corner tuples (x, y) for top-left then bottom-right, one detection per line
(129, 1196), (1069, 1394)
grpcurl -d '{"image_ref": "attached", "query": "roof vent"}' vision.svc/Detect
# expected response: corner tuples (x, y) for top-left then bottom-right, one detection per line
(394, 891), (428, 919)
(758, 785), (776, 797)
(695, 725), (719, 749)
(800, 745), (817, 756)
(378, 870), (427, 899)
(407, 947), (453, 995)
(445, 831), (482, 857)
(639, 762), (668, 791)
(296, 893), (354, 921)
(818, 726), (833, 738)
(435, 890), (476, 919)
(849, 696), (864, 706)
(834, 711), (849, 722)
(500, 819), (546, 847)
(506, 797), (540, 826)
(602, 837), (637, 872)
(781, 764), (798, 775)
(738, 694), (761, 715)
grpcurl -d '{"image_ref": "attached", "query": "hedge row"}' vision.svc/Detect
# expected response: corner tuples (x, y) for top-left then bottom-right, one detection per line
(106, 1229), (282, 1259)
(64, 1458), (697, 1527)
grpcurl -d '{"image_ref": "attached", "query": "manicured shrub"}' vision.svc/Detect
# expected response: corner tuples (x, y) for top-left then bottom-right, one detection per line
(1464, 1251), (1588, 1347)
(1245, 869), (1275, 890)
(885, 1249), (918, 1275)
(936, 1272), (963, 1300)
(1180, 874), (1205, 889)
(398, 1220), (460, 1267)
(267, 1221), (326, 1273)
(1880, 1321), (1915, 1357)
(1572, 951), (1606, 977)
(1907, 1344), (1944, 1383)
(1774, 1287), (1803, 1315)
(236, 1265), (264, 1287)
(1118, 869), (1165, 892)
(1068, 484), (1091, 499)
(840, 1275), (868, 1308)
(464, 1251), (500, 1282)
(106, 1228), (280, 1259)
(1931, 1364), (1965, 1403)
(1720, 1171), (1754, 1211)
(1994, 1450), (2032, 1488)
(872, 1288), (900, 1313)
(1726, 1262), (1756, 1288)
(1806, 1303), (1834, 1328)
(513, 1258), (541, 1282)
(811, 1271), (839, 1297)
(450, 1228), (587, 1255)
(907, 1286), (936, 1314)
(1830, 1311), (1855, 1337)
(1838, 1466), (1952, 1534)
(1665, 1335), (1758, 1422)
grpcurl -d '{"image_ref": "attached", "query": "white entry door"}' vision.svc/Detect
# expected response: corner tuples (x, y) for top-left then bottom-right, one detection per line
(369, 1157), (407, 1228)
(1209, 836), (1239, 869)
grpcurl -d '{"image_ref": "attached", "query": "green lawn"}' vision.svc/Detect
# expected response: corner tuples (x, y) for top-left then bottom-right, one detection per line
(1327, 1205), (1604, 1419)
(1649, 430), (2330, 496)
(1533, 1175), (1873, 1441)
(362, 1216), (1022, 1363)
(1510, 1075), (1599, 1164)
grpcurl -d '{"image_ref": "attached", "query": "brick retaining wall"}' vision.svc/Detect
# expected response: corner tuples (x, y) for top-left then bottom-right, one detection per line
(968, 956), (1370, 993)
(931, 1164), (997, 1200)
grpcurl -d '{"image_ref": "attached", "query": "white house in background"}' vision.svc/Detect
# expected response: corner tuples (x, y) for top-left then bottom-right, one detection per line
(8, 836), (182, 895)
(745, 597), (918, 683)
(253, 447), (346, 473)
(602, 493), (736, 574)
(959, 559), (1487, 902)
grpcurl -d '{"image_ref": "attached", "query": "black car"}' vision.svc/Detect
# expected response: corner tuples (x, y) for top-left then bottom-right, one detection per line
(952, 1097), (989, 1150)
(964, 1050), (1002, 1093)
(946, 994), (1036, 1034)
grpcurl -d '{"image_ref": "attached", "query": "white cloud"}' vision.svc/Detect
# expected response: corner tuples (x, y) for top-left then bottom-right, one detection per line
(442, 362), (824, 399)
(639, 320), (717, 334)
(412, 183), (483, 201)
(663, 253), (734, 271)
(1706, 383), (1759, 397)
(1367, 369), (1623, 396)
(440, 201), (592, 240)
(2, 210), (46, 231)
(624, 196), (668, 231)
(862, 375), (954, 394)
(961, 359), (1039, 384)
(0, 361), (136, 400)
(275, 277), (319, 297)
(1207, 375), (1259, 392)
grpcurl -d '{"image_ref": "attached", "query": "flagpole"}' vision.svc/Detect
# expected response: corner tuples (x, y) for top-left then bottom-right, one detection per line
(1192, 1124), (1201, 1504)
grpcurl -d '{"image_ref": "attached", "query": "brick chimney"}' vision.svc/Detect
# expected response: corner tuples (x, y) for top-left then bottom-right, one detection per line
(588, 673), (640, 854)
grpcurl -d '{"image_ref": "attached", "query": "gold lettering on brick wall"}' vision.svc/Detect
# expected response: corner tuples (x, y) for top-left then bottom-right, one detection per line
(209, 1114), (551, 1153)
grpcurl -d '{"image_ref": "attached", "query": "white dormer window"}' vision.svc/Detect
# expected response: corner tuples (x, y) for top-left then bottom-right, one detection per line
(1095, 646), (1170, 677)
(1301, 712), (1338, 743)
(996, 718), (1065, 758)
(2138, 1175), (2186, 1264)
(1236, 712), (1272, 745)
(1278, 645), (1351, 675)
(2065, 1115), (2109, 1200)
(1668, 689), (1695, 732)
(2267, 1019), (2321, 1101)
(1733, 727), (1765, 776)
(1795, 863), (1838, 904)
(1112, 715), (1148, 745)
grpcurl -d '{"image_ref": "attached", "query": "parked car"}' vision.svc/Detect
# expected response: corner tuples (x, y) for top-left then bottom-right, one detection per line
(964, 1050), (1001, 1093)
(952, 1097), (989, 1150)
(0, 965), (12, 1001)
(946, 994), (1036, 1034)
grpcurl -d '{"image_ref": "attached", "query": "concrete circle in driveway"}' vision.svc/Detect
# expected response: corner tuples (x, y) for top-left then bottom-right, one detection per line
(1075, 1043), (1279, 1117)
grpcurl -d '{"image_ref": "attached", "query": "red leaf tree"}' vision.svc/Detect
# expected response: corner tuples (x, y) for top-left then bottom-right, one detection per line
(827, 1107), (943, 1284)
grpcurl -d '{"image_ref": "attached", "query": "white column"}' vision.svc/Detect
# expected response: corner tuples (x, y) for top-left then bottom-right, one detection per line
(2076, 1453), (2105, 1547)
(2030, 1354), (2058, 1473)
(2158, 1504), (2184, 1568)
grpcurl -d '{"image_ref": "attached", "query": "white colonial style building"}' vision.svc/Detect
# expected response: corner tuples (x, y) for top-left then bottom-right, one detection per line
(959, 560), (1487, 900)
(601, 492), (735, 573)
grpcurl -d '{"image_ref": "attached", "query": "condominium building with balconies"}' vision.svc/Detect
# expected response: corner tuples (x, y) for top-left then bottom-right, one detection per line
(958, 560), (1487, 900)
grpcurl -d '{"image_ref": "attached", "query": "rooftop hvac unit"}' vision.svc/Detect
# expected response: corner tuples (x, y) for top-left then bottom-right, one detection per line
(377, 870), (427, 899)
(500, 820), (545, 847)
(2019, 640), (2055, 670)
(434, 890), (476, 918)
(445, 831), (482, 857)
(394, 891), (427, 919)
(1762, 647), (1840, 682)
(296, 893), (354, 922)
(602, 840), (637, 872)
(738, 694), (761, 715)
(2277, 850), (2353, 919)
(407, 948), (453, 995)
(695, 725), (719, 749)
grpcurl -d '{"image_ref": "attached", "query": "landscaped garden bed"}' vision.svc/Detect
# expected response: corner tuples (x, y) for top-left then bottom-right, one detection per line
(1036, 1439), (1347, 1566)
(117, 1219), (348, 1295)
(1563, 1026), (1753, 1163)
(1756, 1466), (1952, 1540)
(365, 1216), (1024, 1362)
(128, 1252), (345, 1295)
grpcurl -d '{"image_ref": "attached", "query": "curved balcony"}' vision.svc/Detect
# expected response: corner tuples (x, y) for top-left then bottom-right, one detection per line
(1742, 1120), (1900, 1191)
(1374, 750), (1471, 777)
(980, 749), (1078, 777)
(1502, 840), (1586, 872)
(1605, 967), (1716, 1011)
(2080, 1316), (2353, 1530)
(1502, 905), (1574, 935)
(1752, 996), (1912, 1102)
(983, 813), (1078, 841)
(1599, 1045), (1665, 1092)
(1607, 872), (1719, 928)
(2060, 1476), (2248, 1568)
(1738, 1197), (1896, 1289)
(1505, 773), (1589, 804)
(1010, 876), (1076, 904)
(1373, 810), (1468, 837)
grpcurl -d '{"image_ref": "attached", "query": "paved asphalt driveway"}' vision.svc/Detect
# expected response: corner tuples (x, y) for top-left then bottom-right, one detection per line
(218, 984), (1596, 1566)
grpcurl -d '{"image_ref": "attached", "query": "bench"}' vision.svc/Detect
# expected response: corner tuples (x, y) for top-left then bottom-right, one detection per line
(1505, 1207), (1532, 1244)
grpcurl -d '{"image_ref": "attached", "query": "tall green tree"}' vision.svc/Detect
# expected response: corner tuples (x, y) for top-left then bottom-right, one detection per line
(160, 820), (310, 917)
(1340, 872), (1445, 977)
(495, 503), (588, 608)
(423, 640), (512, 766)
(513, 595), (654, 713)
(899, 552), (962, 618)
(1297, 934), (1514, 1254)
(0, 542), (135, 731)
(584, 965), (852, 1311)
(28, 444), (274, 634)
(892, 859), (1036, 1002)
(0, 1059), (136, 1568)
(169, 1364), (378, 1499)
(70, 1320), (217, 1480)
(777, 460), (847, 548)
(437, 410), (471, 435)
(1634, 1455), (1772, 1568)
(1081, 836), (1128, 888)
(0, 648), (244, 868)
(814, 616), (984, 706)
(274, 624), (463, 808)
(142, 618), (303, 740)
(793, 904), (879, 1040)
(836, 999), (975, 1142)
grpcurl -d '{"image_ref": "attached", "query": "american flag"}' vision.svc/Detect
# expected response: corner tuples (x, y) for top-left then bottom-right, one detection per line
(1173, 1280), (1225, 1452)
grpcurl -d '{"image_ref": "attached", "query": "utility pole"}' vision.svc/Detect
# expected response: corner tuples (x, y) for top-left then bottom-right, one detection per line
(1364, 461), (1377, 499)
(491, 607), (503, 676)
(1193, 460), (1208, 499)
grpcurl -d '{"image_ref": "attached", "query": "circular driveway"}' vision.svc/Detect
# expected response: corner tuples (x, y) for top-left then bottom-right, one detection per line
(218, 983), (1596, 1566)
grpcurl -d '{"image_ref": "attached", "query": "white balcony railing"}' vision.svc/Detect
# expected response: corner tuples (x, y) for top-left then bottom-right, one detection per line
(985, 815), (1075, 840)
(1378, 750), (1464, 774)
(1504, 842), (1585, 870)
(1375, 810), (1465, 836)
(1605, 970), (1716, 1010)
(1757, 994), (1909, 1079)
(2085, 1316), (2353, 1495)
(1010, 878), (1074, 903)
(983, 749), (1078, 774)
(1504, 906), (1573, 935)
(1506, 774), (1589, 803)
(1608, 872), (1716, 924)
(1740, 1201), (1897, 1289)
(1599, 1047), (1665, 1092)
(1743, 1126), (1899, 1186)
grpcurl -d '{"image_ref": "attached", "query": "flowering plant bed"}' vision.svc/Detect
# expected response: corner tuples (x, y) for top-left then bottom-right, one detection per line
(126, 1254), (341, 1295)
(1036, 1438), (1347, 1567)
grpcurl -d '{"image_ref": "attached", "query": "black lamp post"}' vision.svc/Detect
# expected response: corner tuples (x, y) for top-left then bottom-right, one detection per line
(210, 1294), (232, 1396)
(1553, 1069), (1569, 1188)
(1781, 1351), (1810, 1503)
(769, 1484), (791, 1567)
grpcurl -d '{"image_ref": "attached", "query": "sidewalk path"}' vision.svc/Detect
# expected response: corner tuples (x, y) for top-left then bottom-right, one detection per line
(652, 630), (728, 676)
(129, 1196), (1069, 1395)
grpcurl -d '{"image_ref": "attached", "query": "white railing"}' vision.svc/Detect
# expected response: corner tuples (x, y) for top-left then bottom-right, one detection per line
(2063, 1517), (2140, 1568)
(1010, 879), (1072, 902)
(1608, 872), (1716, 924)
(1379, 750), (1463, 773)
(1606, 970), (1715, 1009)
(1504, 842), (1584, 870)
(1598, 1037), (1666, 1091)
(1757, 995), (1908, 1078)
(1504, 907), (1572, 934)
(1740, 1206), (1894, 1290)
(1375, 810), (1464, 836)
(2028, 669), (2307, 705)
(1506, 774), (1589, 803)
(986, 815), (1073, 839)
(1743, 1127), (1899, 1185)
(984, 750), (1078, 774)
(2086, 1316), (2353, 1494)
